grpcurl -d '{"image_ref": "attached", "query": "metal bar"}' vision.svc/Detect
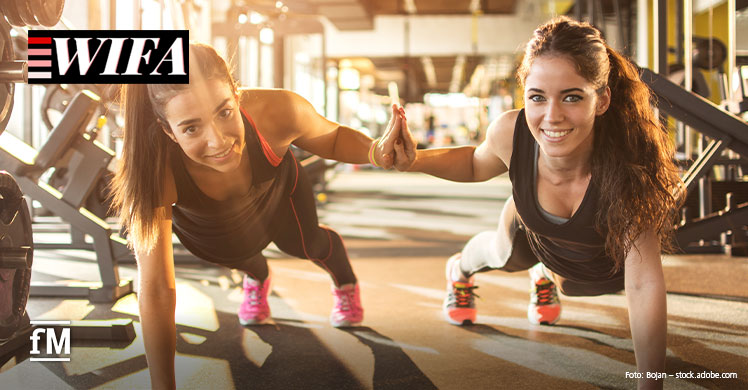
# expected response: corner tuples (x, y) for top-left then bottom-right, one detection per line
(676, 0), (683, 64)
(613, 0), (625, 53)
(0, 61), (27, 83)
(681, 139), (725, 192)
(684, 0), (694, 159)
(636, 0), (649, 66)
(640, 68), (748, 156)
(698, 174), (712, 217)
(655, 0), (668, 75)
(728, 0), (736, 90)
(676, 202), (748, 247)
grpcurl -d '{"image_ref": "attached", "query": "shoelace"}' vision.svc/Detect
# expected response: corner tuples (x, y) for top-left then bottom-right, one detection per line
(246, 285), (264, 305)
(534, 280), (557, 305)
(453, 285), (479, 307)
(335, 290), (354, 312)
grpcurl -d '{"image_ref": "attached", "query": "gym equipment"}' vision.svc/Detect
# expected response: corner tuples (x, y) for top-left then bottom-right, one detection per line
(31, 0), (65, 27)
(0, 18), (15, 133)
(0, 171), (35, 361)
(692, 37), (727, 72)
(0, 90), (134, 302)
(0, 4), (136, 361)
(41, 83), (122, 137)
(641, 68), (748, 255)
(0, 170), (136, 363)
(1, 0), (64, 27)
(722, 63), (748, 115)
(38, 83), (122, 218)
(668, 37), (728, 100)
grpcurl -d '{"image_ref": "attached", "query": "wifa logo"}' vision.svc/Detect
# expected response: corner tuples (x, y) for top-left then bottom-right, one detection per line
(27, 30), (189, 84)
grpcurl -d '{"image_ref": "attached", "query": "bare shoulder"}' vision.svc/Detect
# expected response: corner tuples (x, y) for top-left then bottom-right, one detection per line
(485, 109), (520, 166)
(239, 88), (302, 117)
(238, 88), (305, 140)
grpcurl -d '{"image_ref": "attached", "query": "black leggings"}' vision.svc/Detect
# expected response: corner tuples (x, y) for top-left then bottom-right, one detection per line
(222, 160), (356, 287)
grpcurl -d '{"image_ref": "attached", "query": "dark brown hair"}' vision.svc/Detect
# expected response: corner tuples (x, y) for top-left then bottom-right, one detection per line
(110, 43), (237, 253)
(518, 17), (683, 270)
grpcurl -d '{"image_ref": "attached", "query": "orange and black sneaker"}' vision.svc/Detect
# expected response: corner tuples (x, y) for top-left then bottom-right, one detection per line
(443, 254), (479, 325)
(527, 264), (561, 325)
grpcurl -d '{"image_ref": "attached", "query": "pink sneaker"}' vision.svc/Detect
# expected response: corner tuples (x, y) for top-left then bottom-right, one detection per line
(238, 274), (271, 325)
(330, 283), (363, 327)
(527, 263), (561, 325)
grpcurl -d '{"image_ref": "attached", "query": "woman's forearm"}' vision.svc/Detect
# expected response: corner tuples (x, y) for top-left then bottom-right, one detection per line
(328, 125), (375, 164)
(408, 146), (479, 182)
(139, 288), (178, 390)
(627, 283), (667, 390)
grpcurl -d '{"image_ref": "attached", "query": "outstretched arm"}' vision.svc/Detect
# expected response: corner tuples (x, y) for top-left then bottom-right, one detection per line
(399, 109), (517, 182)
(136, 208), (177, 390)
(625, 230), (667, 390)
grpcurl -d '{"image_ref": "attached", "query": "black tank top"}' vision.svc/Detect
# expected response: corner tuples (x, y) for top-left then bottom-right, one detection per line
(169, 108), (297, 263)
(509, 109), (624, 283)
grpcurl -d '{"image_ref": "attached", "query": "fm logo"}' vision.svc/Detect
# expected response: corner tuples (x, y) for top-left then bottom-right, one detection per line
(29, 320), (71, 362)
(27, 30), (189, 84)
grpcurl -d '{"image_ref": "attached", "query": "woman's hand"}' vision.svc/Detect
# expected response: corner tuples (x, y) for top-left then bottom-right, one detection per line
(374, 104), (416, 170)
(392, 106), (417, 171)
(371, 104), (402, 169)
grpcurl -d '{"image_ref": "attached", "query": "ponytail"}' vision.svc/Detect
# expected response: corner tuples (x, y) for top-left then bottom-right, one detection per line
(591, 46), (683, 271)
(110, 84), (170, 253)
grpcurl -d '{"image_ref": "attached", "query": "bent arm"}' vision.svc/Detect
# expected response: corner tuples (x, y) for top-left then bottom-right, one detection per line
(625, 230), (667, 390)
(287, 91), (402, 166)
(136, 208), (177, 390)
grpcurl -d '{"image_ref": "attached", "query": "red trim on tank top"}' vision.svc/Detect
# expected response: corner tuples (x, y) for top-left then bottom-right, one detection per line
(290, 152), (299, 194)
(241, 107), (283, 167)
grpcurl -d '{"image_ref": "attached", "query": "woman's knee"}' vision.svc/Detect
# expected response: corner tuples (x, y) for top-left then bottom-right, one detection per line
(279, 225), (336, 260)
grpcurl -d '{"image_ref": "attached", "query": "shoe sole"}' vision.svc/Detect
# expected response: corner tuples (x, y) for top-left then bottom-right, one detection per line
(529, 319), (559, 326)
(443, 303), (476, 326)
(527, 310), (561, 326)
(445, 317), (474, 326)
(331, 320), (362, 328)
(444, 313), (475, 326)
(239, 317), (269, 326)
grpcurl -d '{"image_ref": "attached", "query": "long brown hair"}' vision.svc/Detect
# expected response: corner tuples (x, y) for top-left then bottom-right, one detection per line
(110, 43), (237, 253)
(517, 17), (683, 270)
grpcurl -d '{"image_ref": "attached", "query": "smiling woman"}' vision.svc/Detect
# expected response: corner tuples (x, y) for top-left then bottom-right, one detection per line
(108, 42), (415, 389)
(393, 16), (684, 390)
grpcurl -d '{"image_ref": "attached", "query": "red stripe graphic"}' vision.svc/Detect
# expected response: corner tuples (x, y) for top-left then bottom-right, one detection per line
(28, 37), (52, 44)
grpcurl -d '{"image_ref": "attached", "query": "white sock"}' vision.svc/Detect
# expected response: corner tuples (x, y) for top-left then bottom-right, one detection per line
(336, 283), (356, 290)
(451, 259), (471, 283)
(529, 262), (551, 281)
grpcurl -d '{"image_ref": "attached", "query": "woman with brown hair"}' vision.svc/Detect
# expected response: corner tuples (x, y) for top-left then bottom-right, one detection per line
(110, 43), (413, 389)
(396, 17), (681, 389)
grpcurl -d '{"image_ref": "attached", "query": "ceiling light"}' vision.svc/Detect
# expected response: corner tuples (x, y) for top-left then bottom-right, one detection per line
(259, 27), (274, 44)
